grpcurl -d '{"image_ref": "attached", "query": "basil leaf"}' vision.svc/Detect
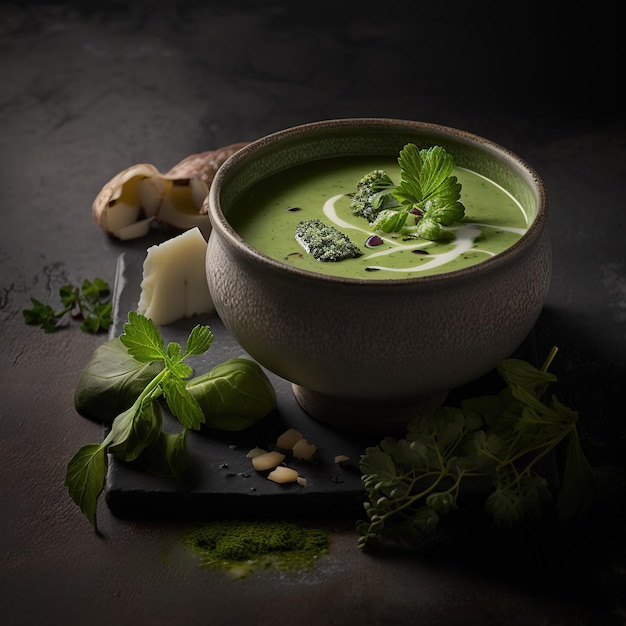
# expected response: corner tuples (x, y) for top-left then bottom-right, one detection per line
(64, 443), (108, 529)
(135, 430), (189, 478)
(74, 337), (164, 423)
(106, 399), (162, 462)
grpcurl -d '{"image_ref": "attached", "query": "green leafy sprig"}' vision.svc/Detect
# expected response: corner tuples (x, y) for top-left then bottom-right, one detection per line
(23, 277), (112, 333)
(65, 311), (214, 530)
(357, 347), (622, 550)
(351, 144), (465, 241)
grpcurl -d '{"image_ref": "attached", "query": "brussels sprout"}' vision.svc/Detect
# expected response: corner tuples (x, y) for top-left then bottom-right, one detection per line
(186, 357), (277, 431)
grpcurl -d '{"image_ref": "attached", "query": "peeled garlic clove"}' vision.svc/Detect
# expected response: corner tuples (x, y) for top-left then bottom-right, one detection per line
(114, 217), (155, 241)
(92, 163), (161, 237)
(151, 178), (210, 233)
(160, 142), (250, 229)
(137, 227), (214, 326)
(138, 176), (169, 216)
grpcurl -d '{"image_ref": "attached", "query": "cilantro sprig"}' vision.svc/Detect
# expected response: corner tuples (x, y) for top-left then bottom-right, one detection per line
(23, 277), (112, 333)
(350, 144), (465, 241)
(357, 347), (622, 550)
(65, 311), (214, 530)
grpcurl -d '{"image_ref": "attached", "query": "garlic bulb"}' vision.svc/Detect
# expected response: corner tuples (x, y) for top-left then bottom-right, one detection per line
(92, 142), (249, 240)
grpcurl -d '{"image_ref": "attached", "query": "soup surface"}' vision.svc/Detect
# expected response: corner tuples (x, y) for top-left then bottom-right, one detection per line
(227, 156), (531, 279)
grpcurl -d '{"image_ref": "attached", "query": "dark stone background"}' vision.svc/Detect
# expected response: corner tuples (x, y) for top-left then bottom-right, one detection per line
(1, 2), (624, 625)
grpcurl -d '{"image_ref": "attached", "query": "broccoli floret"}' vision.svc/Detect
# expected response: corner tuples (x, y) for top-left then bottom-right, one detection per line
(350, 169), (400, 222)
(294, 219), (362, 262)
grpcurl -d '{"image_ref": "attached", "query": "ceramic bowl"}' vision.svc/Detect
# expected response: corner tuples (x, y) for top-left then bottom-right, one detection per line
(205, 118), (551, 433)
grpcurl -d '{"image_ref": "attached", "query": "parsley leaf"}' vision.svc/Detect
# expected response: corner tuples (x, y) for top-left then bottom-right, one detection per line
(357, 347), (623, 550)
(23, 277), (112, 333)
(120, 311), (166, 362)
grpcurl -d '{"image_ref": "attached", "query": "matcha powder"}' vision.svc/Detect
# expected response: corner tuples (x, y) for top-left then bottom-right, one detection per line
(180, 520), (330, 578)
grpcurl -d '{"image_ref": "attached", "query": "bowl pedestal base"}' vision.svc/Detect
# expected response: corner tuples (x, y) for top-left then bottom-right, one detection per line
(291, 384), (449, 434)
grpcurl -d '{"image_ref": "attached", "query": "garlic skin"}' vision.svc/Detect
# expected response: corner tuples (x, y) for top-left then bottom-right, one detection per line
(92, 142), (249, 240)
(137, 227), (214, 326)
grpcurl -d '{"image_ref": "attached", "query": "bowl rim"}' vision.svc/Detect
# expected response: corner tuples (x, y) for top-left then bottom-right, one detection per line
(207, 117), (549, 286)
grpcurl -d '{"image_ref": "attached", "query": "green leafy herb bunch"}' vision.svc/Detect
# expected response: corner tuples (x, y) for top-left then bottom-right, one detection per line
(351, 144), (465, 241)
(357, 348), (621, 550)
(65, 312), (213, 529)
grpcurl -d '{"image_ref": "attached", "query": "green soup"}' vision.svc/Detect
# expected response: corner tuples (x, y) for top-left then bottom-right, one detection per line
(228, 156), (530, 279)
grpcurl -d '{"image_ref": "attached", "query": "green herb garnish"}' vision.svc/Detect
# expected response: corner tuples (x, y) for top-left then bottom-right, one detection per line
(357, 347), (622, 550)
(351, 144), (465, 241)
(65, 311), (214, 530)
(66, 311), (277, 531)
(23, 277), (112, 333)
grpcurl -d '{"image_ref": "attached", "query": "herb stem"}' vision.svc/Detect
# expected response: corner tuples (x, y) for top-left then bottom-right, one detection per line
(540, 345), (559, 372)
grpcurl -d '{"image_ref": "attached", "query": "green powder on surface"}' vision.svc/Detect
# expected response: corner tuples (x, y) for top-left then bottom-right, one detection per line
(180, 520), (330, 578)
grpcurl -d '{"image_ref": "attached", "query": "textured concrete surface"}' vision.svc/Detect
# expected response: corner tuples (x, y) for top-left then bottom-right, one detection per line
(1, 2), (624, 625)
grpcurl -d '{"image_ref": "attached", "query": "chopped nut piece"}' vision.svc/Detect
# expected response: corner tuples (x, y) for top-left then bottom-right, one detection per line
(246, 447), (268, 459)
(267, 466), (299, 484)
(251, 450), (286, 471)
(292, 438), (316, 461)
(276, 428), (304, 450)
(334, 455), (351, 464)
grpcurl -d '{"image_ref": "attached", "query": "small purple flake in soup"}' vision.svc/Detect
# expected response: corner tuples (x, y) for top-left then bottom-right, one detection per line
(285, 206), (302, 212)
(412, 249), (430, 255)
(365, 235), (384, 248)
(410, 208), (424, 223)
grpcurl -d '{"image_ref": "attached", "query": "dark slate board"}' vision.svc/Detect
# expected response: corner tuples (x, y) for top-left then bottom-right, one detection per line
(104, 252), (378, 521)
(104, 252), (542, 522)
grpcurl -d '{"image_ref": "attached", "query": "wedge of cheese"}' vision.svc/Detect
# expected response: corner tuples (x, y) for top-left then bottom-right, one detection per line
(137, 227), (214, 325)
